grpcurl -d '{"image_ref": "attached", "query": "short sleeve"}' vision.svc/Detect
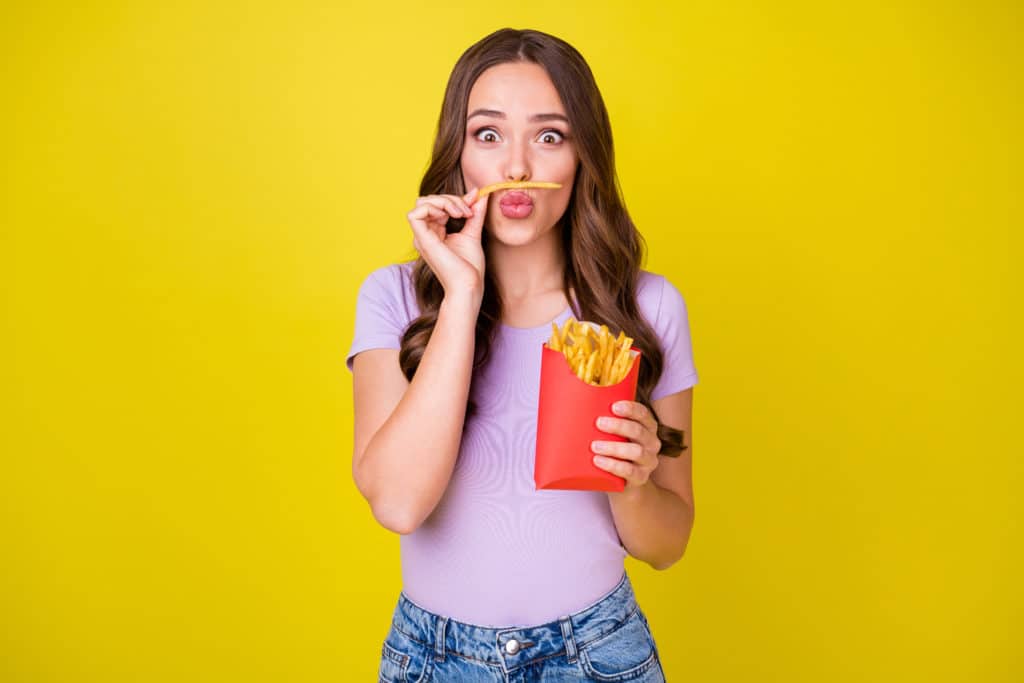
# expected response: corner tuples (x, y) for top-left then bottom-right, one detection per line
(650, 275), (699, 400)
(345, 266), (409, 372)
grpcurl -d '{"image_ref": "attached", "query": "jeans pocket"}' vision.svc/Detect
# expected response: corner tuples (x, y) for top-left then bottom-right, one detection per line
(579, 609), (660, 682)
(379, 640), (409, 683)
(378, 628), (432, 683)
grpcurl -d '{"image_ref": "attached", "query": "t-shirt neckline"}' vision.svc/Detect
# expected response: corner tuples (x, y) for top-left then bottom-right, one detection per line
(499, 304), (575, 334)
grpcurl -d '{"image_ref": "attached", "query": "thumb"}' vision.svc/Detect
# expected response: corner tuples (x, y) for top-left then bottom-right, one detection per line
(461, 189), (488, 240)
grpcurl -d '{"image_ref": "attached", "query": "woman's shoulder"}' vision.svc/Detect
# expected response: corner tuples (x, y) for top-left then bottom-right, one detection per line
(355, 260), (420, 320)
(635, 268), (689, 325)
(636, 268), (664, 297)
(635, 268), (666, 313)
(363, 259), (415, 285)
(358, 260), (417, 297)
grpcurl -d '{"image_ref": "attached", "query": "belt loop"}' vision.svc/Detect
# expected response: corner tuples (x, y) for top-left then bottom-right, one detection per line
(434, 615), (449, 662)
(559, 616), (577, 664)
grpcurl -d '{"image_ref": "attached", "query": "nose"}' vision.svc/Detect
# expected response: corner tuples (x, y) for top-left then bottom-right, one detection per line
(504, 139), (531, 183)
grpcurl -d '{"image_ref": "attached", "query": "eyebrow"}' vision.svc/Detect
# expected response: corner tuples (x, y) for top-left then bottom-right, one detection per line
(467, 108), (570, 124)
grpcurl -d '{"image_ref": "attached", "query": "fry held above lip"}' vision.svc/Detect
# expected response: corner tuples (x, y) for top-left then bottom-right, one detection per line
(475, 181), (562, 198)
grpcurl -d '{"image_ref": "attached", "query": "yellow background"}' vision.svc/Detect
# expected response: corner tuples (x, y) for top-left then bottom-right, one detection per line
(2, 1), (1019, 681)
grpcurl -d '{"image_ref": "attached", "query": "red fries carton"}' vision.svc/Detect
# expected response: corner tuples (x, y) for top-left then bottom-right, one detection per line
(534, 322), (642, 492)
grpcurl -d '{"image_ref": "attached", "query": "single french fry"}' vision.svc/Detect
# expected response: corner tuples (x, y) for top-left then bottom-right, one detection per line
(477, 181), (562, 198)
(583, 350), (598, 384)
(601, 345), (616, 385)
(575, 353), (587, 381)
(610, 340), (633, 383)
(608, 356), (622, 385)
(573, 327), (589, 356)
(549, 321), (563, 352)
(610, 342), (629, 370)
(620, 336), (634, 358)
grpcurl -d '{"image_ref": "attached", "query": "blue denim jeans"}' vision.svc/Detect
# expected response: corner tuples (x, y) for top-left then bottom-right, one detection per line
(378, 570), (666, 682)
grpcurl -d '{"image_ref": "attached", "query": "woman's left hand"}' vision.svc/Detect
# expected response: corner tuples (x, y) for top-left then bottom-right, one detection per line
(591, 400), (662, 492)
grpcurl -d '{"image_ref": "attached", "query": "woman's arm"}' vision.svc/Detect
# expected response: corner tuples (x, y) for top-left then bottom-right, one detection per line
(607, 479), (694, 571)
(594, 388), (695, 570)
(352, 292), (480, 535)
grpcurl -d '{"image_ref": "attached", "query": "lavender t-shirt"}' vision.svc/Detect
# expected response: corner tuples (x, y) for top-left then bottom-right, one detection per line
(345, 261), (698, 627)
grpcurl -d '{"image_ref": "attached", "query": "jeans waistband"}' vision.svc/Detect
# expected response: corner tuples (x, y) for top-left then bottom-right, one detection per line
(391, 570), (638, 668)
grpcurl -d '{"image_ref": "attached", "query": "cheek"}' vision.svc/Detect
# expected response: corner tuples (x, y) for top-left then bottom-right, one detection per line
(549, 159), (578, 209)
(549, 154), (578, 187)
(560, 154), (579, 179)
(460, 148), (485, 183)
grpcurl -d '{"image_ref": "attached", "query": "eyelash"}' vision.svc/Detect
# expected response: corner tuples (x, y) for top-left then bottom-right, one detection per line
(471, 127), (567, 145)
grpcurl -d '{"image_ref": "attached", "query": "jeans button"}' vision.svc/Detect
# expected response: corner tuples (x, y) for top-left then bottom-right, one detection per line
(505, 638), (520, 655)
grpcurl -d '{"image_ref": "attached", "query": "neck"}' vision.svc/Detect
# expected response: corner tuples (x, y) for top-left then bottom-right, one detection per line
(486, 229), (567, 303)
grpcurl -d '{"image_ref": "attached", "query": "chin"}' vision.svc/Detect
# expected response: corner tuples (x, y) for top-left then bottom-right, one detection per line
(488, 226), (537, 247)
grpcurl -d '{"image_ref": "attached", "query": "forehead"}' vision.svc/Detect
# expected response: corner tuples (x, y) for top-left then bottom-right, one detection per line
(467, 62), (565, 115)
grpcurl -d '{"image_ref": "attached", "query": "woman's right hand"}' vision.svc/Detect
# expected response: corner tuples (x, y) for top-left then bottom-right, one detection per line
(407, 188), (489, 300)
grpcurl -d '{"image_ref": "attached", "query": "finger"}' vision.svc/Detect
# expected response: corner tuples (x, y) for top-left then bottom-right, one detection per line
(418, 196), (468, 218)
(408, 203), (450, 226)
(416, 195), (473, 216)
(461, 191), (489, 240)
(407, 203), (430, 227)
(604, 419), (661, 459)
(440, 196), (469, 217)
(408, 207), (463, 275)
(592, 454), (638, 481)
(407, 205), (450, 241)
(596, 416), (646, 443)
(591, 440), (645, 462)
(443, 194), (473, 216)
(613, 401), (658, 433)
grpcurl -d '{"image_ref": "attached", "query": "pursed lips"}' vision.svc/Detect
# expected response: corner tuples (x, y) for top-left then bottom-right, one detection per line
(498, 191), (533, 206)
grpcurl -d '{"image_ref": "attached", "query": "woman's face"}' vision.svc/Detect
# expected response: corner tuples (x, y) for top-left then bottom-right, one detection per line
(460, 61), (579, 245)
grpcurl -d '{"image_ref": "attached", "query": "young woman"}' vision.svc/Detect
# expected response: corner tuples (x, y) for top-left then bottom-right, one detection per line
(346, 28), (699, 682)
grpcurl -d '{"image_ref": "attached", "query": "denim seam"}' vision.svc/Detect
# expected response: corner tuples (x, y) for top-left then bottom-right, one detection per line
(391, 624), (504, 666)
(381, 641), (409, 668)
(559, 616), (578, 664)
(505, 648), (582, 672)
(391, 623), (584, 670)
(580, 648), (658, 682)
(574, 603), (641, 651)
(433, 616), (448, 663)
(575, 606), (658, 682)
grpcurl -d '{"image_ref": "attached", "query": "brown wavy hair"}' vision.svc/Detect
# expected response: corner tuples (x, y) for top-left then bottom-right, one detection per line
(397, 28), (686, 456)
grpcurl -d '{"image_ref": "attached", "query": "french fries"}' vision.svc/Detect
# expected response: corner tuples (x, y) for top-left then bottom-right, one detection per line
(546, 317), (636, 387)
(477, 181), (562, 198)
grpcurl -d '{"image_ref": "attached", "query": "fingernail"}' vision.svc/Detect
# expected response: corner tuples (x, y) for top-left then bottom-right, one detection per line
(597, 417), (611, 428)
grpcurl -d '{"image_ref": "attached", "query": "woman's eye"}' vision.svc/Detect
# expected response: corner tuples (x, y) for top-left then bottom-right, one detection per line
(474, 128), (500, 143)
(539, 130), (565, 144)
